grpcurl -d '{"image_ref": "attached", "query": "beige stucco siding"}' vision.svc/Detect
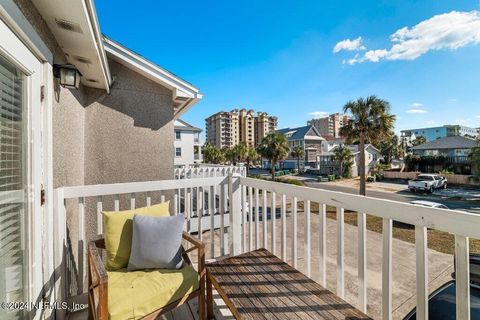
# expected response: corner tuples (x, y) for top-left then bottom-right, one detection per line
(52, 87), (87, 188)
(84, 59), (175, 185)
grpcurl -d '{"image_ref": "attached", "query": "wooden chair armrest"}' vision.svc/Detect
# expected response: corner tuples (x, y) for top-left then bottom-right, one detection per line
(183, 232), (205, 249)
(88, 240), (108, 320)
(88, 241), (108, 286)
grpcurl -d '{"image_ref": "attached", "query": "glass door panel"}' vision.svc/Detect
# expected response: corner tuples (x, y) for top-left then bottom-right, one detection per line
(0, 53), (27, 320)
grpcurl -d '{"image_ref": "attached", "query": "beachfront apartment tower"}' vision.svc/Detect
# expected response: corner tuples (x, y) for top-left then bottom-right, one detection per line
(206, 109), (277, 148)
(205, 111), (238, 149)
(255, 112), (278, 146)
(308, 113), (349, 138)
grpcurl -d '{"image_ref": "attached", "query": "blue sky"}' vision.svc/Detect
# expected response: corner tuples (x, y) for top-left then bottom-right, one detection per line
(96, 0), (480, 135)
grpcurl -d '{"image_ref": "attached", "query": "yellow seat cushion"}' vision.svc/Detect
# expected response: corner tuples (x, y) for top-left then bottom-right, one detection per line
(103, 202), (170, 270)
(107, 264), (199, 320)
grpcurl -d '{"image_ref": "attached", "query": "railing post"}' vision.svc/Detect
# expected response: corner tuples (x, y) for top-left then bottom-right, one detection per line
(358, 212), (367, 312)
(415, 226), (428, 320)
(382, 218), (393, 320)
(455, 235), (470, 320)
(229, 174), (242, 256)
(53, 188), (67, 319)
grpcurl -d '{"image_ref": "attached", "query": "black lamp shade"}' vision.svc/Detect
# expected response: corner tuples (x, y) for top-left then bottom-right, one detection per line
(54, 64), (81, 89)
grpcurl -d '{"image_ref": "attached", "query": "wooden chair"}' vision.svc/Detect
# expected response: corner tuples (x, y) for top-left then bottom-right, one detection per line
(88, 232), (205, 320)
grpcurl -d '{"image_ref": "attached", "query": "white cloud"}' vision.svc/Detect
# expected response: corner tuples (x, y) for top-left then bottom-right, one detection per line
(363, 49), (388, 62)
(406, 103), (428, 114)
(333, 37), (366, 53)
(448, 98), (458, 102)
(406, 109), (428, 114)
(455, 118), (472, 124)
(348, 11), (480, 64)
(476, 115), (480, 118)
(309, 111), (329, 118)
(426, 120), (436, 125)
(342, 54), (360, 65)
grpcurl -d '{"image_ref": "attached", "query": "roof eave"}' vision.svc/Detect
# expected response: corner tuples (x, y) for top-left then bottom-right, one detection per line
(103, 37), (202, 116)
(84, 0), (112, 93)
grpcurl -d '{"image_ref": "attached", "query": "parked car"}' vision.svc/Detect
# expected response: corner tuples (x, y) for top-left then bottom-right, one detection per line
(409, 200), (449, 209)
(404, 254), (480, 319)
(408, 174), (447, 193)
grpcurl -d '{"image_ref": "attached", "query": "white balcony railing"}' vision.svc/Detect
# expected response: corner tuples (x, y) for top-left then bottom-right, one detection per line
(53, 175), (479, 320)
(174, 165), (246, 179)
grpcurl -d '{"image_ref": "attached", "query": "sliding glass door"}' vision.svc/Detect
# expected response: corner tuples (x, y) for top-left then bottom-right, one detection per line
(1, 15), (45, 319)
(0, 49), (28, 320)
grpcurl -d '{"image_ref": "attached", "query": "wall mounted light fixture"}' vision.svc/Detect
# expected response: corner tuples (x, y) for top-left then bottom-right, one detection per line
(53, 64), (82, 89)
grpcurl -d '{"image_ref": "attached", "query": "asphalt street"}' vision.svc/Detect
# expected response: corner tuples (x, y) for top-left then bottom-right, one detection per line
(304, 181), (480, 214)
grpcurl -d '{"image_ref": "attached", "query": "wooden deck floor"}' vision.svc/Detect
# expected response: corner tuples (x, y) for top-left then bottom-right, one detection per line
(69, 292), (233, 320)
(158, 293), (234, 320)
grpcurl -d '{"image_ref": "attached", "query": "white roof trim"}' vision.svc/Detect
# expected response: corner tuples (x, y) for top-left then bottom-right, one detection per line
(103, 37), (202, 100)
(84, 0), (112, 92)
(175, 119), (202, 132)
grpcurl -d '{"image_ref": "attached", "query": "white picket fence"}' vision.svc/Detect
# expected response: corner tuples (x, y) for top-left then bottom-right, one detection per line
(53, 174), (479, 320)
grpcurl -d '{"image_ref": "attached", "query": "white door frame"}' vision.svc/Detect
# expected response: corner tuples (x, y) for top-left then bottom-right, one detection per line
(0, 16), (51, 319)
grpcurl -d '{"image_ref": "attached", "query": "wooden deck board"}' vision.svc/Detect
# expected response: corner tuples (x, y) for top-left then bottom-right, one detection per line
(207, 249), (372, 320)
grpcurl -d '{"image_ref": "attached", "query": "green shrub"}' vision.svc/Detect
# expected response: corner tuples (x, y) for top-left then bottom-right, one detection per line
(277, 178), (305, 186)
(438, 169), (454, 175)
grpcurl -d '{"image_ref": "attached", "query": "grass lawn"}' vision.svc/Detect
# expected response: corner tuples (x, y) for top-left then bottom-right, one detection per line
(297, 202), (480, 255)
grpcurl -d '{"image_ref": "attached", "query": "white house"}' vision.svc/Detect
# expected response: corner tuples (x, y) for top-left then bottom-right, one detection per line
(317, 140), (382, 177)
(174, 119), (202, 167)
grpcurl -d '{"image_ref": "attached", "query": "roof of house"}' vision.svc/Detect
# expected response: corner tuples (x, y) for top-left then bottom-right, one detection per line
(174, 119), (202, 132)
(103, 37), (203, 117)
(32, 0), (112, 92)
(30, 0), (202, 115)
(320, 144), (381, 157)
(277, 125), (324, 141)
(412, 136), (478, 150)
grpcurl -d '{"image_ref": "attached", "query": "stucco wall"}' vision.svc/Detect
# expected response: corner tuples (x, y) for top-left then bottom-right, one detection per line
(84, 59), (174, 185)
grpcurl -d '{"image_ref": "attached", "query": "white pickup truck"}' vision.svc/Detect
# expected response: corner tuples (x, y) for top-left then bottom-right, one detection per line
(408, 174), (447, 193)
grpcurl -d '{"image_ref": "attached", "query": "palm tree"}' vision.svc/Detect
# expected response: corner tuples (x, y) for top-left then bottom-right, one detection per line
(290, 144), (305, 173)
(340, 95), (395, 195)
(333, 145), (353, 178)
(412, 135), (427, 146)
(245, 147), (258, 174)
(202, 143), (215, 163)
(202, 143), (225, 164)
(257, 132), (290, 181)
(233, 142), (249, 164)
(469, 143), (480, 180)
(223, 147), (237, 164)
(379, 133), (400, 164)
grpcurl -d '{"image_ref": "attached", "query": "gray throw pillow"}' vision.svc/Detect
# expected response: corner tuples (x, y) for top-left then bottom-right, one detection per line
(128, 214), (185, 271)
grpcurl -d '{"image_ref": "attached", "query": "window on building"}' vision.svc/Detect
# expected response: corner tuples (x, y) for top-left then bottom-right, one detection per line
(175, 148), (182, 157)
(175, 131), (181, 140)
